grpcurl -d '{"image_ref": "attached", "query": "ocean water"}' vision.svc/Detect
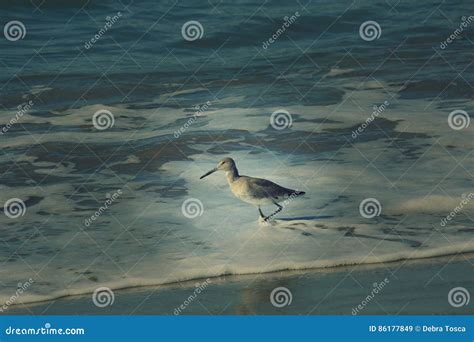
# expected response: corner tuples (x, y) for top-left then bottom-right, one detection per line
(0, 0), (473, 305)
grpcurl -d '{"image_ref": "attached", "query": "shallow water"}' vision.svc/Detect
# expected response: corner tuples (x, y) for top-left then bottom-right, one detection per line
(6, 254), (474, 315)
(0, 0), (473, 304)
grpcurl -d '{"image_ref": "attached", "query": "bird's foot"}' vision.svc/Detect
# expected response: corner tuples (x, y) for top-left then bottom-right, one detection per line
(264, 215), (275, 223)
(259, 216), (278, 227)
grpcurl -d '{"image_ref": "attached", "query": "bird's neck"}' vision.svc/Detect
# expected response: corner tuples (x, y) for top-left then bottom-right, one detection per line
(225, 166), (239, 183)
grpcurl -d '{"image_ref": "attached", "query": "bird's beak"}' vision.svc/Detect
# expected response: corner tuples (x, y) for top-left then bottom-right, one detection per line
(200, 168), (217, 179)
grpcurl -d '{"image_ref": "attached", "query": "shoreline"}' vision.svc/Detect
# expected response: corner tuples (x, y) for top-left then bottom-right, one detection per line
(4, 250), (474, 309)
(4, 252), (473, 315)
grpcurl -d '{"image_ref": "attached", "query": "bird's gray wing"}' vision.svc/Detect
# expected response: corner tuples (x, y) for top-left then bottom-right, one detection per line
(246, 177), (294, 199)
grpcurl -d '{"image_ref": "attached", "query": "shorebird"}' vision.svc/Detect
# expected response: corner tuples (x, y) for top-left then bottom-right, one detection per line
(200, 158), (305, 221)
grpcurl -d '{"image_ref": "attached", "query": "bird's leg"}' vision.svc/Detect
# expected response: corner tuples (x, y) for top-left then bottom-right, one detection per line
(264, 202), (283, 221)
(258, 206), (265, 219)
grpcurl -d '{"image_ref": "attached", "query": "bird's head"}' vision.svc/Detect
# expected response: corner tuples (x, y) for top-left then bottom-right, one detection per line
(200, 158), (236, 179)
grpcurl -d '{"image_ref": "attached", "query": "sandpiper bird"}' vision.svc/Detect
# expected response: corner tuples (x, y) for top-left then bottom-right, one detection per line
(200, 158), (305, 221)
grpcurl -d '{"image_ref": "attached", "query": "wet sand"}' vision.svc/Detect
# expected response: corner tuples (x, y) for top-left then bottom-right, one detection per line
(5, 253), (473, 315)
